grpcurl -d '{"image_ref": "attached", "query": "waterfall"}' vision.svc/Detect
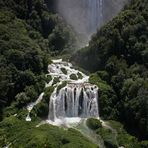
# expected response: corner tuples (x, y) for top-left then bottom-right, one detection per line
(26, 59), (99, 126)
(56, 0), (127, 44)
(56, 0), (104, 36)
(48, 84), (99, 121)
(47, 59), (99, 123)
(87, 0), (103, 34)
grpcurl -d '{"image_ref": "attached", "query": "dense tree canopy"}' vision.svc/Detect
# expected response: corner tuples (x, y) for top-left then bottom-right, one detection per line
(0, 0), (148, 147)
(0, 0), (76, 120)
(73, 0), (148, 140)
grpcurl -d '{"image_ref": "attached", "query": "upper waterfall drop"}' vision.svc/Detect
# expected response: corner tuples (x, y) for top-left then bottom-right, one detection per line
(56, 0), (127, 44)
(26, 59), (99, 126)
(56, 0), (104, 37)
(88, 0), (103, 33)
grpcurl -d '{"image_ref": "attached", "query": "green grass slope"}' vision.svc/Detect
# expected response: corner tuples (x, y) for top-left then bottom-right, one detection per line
(0, 116), (97, 148)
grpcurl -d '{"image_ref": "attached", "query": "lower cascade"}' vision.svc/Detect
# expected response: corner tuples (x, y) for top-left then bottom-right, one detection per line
(26, 59), (99, 126)
(49, 83), (99, 121)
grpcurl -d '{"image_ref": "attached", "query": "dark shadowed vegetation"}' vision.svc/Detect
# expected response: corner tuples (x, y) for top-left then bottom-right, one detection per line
(73, 0), (148, 141)
(0, 0), (76, 120)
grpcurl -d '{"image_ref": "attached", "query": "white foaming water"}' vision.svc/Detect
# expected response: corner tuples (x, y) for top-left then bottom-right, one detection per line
(26, 59), (99, 127)
(26, 92), (44, 121)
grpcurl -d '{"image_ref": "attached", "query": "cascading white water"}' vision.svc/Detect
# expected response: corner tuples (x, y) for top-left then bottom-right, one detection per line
(47, 59), (99, 125)
(26, 59), (99, 126)
(49, 84), (99, 121)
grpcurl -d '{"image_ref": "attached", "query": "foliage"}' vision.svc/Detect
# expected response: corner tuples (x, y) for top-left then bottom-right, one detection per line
(108, 120), (141, 148)
(0, 9), (48, 119)
(57, 81), (67, 94)
(43, 86), (54, 101)
(73, 0), (148, 140)
(140, 141), (148, 148)
(0, 0), (77, 120)
(0, 116), (97, 148)
(74, 0), (148, 71)
(52, 77), (60, 85)
(77, 72), (83, 79)
(31, 101), (49, 119)
(70, 74), (78, 80)
(29, 86), (54, 119)
(89, 73), (118, 119)
(45, 75), (52, 83)
(61, 67), (67, 75)
(96, 128), (118, 148)
(86, 118), (102, 130)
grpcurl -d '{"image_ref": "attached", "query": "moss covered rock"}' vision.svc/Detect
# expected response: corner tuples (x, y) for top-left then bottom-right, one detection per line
(77, 72), (83, 79)
(57, 81), (67, 94)
(70, 74), (78, 80)
(86, 118), (102, 130)
(52, 77), (60, 85)
(61, 67), (67, 75)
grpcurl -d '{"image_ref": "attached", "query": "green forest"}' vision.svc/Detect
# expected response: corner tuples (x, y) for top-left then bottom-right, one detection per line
(0, 0), (148, 147)
(0, 0), (76, 119)
(73, 0), (148, 140)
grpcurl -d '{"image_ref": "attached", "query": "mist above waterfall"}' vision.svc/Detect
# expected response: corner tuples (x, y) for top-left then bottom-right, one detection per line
(56, 0), (102, 41)
(56, 0), (127, 43)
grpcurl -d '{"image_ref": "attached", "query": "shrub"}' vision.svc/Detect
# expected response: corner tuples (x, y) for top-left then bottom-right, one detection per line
(45, 75), (52, 83)
(70, 74), (78, 80)
(61, 67), (67, 75)
(43, 86), (54, 101)
(52, 77), (60, 85)
(57, 81), (67, 94)
(77, 72), (83, 79)
(86, 118), (102, 130)
(32, 101), (49, 119)
(15, 92), (30, 108)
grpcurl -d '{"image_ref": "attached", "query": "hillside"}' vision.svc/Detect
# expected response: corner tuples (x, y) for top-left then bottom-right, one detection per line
(0, 0), (148, 147)
(73, 0), (148, 140)
(0, 0), (76, 120)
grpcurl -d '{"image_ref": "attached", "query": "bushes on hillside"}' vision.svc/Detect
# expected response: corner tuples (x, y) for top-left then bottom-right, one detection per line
(73, 0), (148, 140)
(86, 118), (102, 130)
